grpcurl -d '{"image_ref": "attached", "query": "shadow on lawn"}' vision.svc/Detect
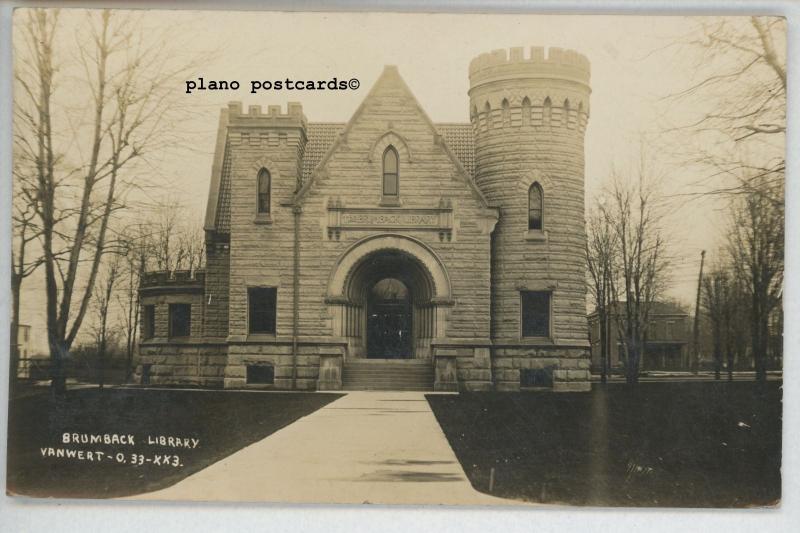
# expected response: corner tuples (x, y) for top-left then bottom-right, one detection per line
(427, 381), (782, 508)
(6, 387), (342, 499)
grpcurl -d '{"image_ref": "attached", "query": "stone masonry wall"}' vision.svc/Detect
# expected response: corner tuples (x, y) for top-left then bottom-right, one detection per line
(295, 66), (494, 344)
(217, 69), (496, 388)
(135, 342), (227, 388)
(469, 46), (592, 391)
(203, 240), (230, 338)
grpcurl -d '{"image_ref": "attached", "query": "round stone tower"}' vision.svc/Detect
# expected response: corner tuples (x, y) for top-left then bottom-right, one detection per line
(469, 46), (591, 391)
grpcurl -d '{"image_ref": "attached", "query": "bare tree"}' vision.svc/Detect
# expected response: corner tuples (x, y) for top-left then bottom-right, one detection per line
(91, 255), (122, 390)
(661, 16), (786, 384)
(586, 206), (618, 383)
(727, 173), (783, 382)
(180, 219), (207, 276)
(702, 266), (731, 380)
(602, 164), (669, 385)
(115, 226), (149, 382)
(664, 17), (786, 202)
(149, 199), (206, 275)
(10, 163), (42, 395)
(14, 9), (197, 394)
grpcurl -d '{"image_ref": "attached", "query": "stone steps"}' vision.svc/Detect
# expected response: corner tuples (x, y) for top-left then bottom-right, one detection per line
(342, 359), (434, 391)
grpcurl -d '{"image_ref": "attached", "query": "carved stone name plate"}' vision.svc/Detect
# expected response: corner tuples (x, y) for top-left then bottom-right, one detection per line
(341, 212), (439, 227)
(326, 198), (454, 241)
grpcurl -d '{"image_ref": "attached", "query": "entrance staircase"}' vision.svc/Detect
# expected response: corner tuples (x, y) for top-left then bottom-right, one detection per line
(342, 359), (434, 391)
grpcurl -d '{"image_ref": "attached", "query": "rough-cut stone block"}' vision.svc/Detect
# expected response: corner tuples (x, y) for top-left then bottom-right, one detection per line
(553, 381), (591, 392)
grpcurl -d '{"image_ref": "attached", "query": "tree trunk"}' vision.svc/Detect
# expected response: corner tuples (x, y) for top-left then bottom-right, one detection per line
(10, 273), (22, 397)
(600, 309), (608, 384)
(98, 340), (106, 391)
(756, 313), (769, 382)
(726, 340), (734, 382)
(626, 338), (640, 385)
(712, 322), (722, 380)
(49, 338), (68, 395)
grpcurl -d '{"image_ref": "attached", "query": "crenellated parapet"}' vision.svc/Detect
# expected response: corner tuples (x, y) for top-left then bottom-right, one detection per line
(469, 47), (591, 139)
(226, 101), (308, 149)
(469, 46), (590, 88)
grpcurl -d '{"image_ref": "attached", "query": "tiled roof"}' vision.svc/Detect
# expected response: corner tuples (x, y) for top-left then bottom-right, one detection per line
(212, 122), (474, 234)
(303, 123), (345, 183)
(214, 141), (232, 233)
(437, 123), (475, 177)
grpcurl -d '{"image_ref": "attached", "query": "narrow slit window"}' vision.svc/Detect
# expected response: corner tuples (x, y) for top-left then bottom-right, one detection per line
(257, 168), (271, 214)
(543, 97), (552, 126)
(528, 182), (543, 230)
(142, 304), (155, 340)
(382, 146), (399, 197)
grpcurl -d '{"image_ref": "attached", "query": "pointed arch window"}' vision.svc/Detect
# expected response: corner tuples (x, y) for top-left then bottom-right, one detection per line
(257, 168), (271, 214)
(543, 97), (552, 126)
(382, 146), (399, 197)
(528, 182), (543, 230)
(521, 97), (531, 127)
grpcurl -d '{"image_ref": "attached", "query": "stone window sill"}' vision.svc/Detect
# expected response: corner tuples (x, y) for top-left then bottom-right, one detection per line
(520, 335), (554, 344)
(253, 213), (273, 225)
(166, 336), (193, 343)
(246, 333), (277, 341)
(379, 196), (401, 207)
(525, 229), (548, 242)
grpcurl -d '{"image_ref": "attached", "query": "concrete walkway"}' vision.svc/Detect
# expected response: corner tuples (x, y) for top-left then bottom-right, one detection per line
(134, 391), (516, 506)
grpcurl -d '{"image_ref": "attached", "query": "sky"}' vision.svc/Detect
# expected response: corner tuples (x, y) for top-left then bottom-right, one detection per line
(13, 10), (784, 352)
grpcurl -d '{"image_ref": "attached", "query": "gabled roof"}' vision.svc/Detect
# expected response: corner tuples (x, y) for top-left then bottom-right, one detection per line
(292, 65), (487, 208)
(205, 74), (480, 234)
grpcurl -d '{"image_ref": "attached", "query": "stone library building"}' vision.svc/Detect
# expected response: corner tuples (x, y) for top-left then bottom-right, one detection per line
(137, 46), (593, 392)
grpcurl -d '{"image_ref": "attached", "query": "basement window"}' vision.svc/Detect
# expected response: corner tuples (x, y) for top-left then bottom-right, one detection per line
(520, 367), (553, 388)
(247, 364), (275, 385)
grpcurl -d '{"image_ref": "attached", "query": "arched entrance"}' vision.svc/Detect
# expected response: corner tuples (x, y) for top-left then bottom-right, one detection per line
(366, 278), (411, 358)
(326, 234), (452, 359)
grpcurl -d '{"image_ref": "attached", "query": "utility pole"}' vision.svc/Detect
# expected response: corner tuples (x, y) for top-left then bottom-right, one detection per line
(692, 250), (706, 374)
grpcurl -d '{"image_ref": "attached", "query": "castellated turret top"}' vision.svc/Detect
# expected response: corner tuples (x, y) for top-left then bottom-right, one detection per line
(469, 47), (590, 90)
(226, 101), (308, 130)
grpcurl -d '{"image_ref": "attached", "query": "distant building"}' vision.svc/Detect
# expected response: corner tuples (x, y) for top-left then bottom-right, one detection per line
(16, 324), (31, 359)
(588, 302), (690, 373)
(15, 324), (41, 379)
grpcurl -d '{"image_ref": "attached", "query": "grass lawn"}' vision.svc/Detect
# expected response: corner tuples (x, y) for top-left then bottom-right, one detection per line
(6, 387), (342, 499)
(427, 381), (782, 508)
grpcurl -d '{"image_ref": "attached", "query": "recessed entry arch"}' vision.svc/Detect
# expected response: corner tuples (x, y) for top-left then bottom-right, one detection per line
(326, 234), (452, 359)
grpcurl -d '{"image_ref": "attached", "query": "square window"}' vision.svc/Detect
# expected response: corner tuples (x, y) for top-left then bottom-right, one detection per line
(249, 287), (277, 334)
(142, 305), (155, 340)
(247, 364), (274, 384)
(521, 291), (550, 338)
(168, 303), (191, 338)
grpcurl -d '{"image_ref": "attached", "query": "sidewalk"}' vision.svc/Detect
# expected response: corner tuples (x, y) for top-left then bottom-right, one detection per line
(133, 391), (517, 506)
